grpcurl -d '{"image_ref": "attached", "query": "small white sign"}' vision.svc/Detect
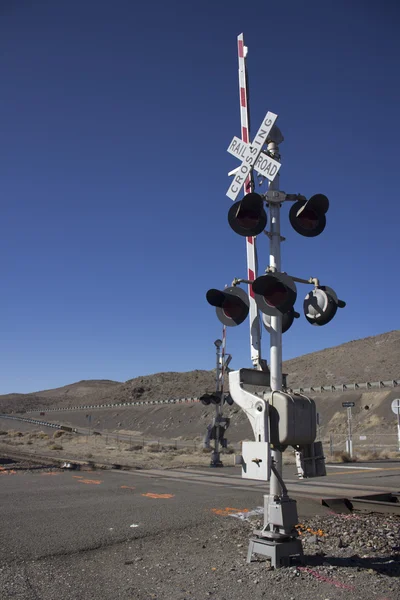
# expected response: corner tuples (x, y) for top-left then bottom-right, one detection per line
(391, 398), (400, 415)
(241, 441), (270, 481)
(226, 111), (278, 201)
(359, 435), (367, 440)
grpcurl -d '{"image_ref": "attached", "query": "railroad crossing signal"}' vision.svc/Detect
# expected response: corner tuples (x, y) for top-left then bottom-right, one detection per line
(228, 192), (267, 237)
(391, 399), (400, 414)
(200, 392), (234, 406)
(303, 285), (346, 326)
(206, 286), (249, 327)
(252, 272), (297, 317)
(289, 194), (329, 237)
(262, 308), (300, 334)
(226, 111), (280, 201)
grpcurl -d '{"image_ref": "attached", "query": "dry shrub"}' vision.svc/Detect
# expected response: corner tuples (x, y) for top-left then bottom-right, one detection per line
(7, 431), (23, 438)
(53, 430), (65, 439)
(384, 450), (400, 459)
(355, 449), (399, 461)
(37, 432), (50, 440)
(356, 450), (379, 461)
(48, 443), (63, 450)
(0, 431), (7, 436)
(332, 451), (356, 463)
(144, 443), (162, 453)
(3, 440), (25, 446)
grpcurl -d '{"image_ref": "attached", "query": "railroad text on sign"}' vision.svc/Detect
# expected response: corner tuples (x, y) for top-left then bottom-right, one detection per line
(226, 111), (279, 201)
(227, 136), (281, 181)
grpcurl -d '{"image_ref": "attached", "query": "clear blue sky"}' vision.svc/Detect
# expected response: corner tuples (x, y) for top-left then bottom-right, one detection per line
(1, 1), (399, 393)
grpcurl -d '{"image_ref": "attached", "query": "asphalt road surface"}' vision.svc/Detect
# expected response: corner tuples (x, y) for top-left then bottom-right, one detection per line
(1, 462), (400, 599)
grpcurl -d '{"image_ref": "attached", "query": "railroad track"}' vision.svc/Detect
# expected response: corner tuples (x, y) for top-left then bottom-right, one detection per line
(322, 492), (400, 515)
(110, 466), (400, 516)
(2, 446), (400, 516)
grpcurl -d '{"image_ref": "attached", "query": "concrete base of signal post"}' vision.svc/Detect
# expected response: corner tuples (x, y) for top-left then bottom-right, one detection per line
(247, 495), (304, 567)
(246, 535), (304, 568)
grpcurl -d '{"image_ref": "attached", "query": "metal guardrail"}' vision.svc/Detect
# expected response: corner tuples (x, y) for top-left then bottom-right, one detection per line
(0, 414), (62, 429)
(289, 379), (398, 394)
(22, 397), (201, 413)
(4, 378), (399, 415)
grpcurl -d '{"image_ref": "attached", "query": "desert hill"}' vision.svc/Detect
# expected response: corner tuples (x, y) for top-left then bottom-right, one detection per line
(0, 331), (399, 418)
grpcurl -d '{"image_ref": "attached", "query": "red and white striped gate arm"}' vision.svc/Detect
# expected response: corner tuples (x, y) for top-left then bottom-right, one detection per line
(237, 33), (261, 367)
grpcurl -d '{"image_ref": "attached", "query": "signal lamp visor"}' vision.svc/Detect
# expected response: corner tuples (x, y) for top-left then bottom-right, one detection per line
(228, 193), (267, 237)
(206, 286), (249, 327)
(252, 273), (297, 316)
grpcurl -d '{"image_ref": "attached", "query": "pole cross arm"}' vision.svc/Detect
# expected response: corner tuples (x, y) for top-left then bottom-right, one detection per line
(229, 369), (270, 442)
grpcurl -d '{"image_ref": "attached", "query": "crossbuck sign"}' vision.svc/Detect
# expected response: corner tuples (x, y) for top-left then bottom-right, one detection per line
(226, 111), (281, 201)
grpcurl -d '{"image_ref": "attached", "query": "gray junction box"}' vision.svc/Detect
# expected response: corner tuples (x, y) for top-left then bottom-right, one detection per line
(267, 391), (316, 446)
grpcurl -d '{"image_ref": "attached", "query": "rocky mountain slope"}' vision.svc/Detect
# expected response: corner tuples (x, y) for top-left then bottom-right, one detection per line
(0, 331), (399, 442)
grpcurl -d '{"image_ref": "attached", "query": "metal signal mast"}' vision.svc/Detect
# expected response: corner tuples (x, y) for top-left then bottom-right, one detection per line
(206, 32), (345, 568)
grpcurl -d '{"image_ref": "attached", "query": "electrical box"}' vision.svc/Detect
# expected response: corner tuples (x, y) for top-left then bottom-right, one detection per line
(241, 441), (271, 481)
(268, 391), (316, 446)
(295, 441), (326, 479)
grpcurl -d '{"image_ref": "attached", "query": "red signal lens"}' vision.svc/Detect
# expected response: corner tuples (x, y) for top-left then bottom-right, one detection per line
(297, 207), (318, 230)
(222, 299), (242, 320)
(237, 210), (260, 230)
(263, 283), (287, 307)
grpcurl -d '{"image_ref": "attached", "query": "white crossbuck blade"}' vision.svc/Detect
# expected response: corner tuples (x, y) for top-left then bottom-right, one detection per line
(226, 111), (280, 201)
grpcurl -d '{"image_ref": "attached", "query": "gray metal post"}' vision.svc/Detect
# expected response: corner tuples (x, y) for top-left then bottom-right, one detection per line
(397, 407), (400, 452)
(210, 339), (223, 467)
(267, 140), (283, 498)
(347, 406), (353, 458)
(246, 136), (304, 567)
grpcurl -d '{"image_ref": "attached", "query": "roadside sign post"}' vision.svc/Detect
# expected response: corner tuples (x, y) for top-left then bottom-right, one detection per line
(391, 399), (400, 452)
(342, 402), (355, 458)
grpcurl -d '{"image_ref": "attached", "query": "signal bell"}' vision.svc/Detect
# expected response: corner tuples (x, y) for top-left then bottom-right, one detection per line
(228, 192), (267, 237)
(304, 285), (346, 326)
(289, 194), (329, 237)
(206, 286), (249, 327)
(252, 272), (297, 316)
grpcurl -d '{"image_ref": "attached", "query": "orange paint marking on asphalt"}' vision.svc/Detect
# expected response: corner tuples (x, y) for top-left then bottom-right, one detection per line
(0, 469), (17, 475)
(211, 507), (249, 516)
(121, 486), (136, 490)
(72, 475), (84, 479)
(41, 472), (60, 476)
(77, 479), (103, 485)
(142, 493), (175, 499)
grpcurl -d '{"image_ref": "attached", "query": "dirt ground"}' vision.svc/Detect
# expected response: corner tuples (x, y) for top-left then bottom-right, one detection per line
(0, 429), (224, 470)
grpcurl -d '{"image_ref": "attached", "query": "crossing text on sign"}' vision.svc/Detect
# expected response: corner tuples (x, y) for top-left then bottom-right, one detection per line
(226, 111), (279, 201)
